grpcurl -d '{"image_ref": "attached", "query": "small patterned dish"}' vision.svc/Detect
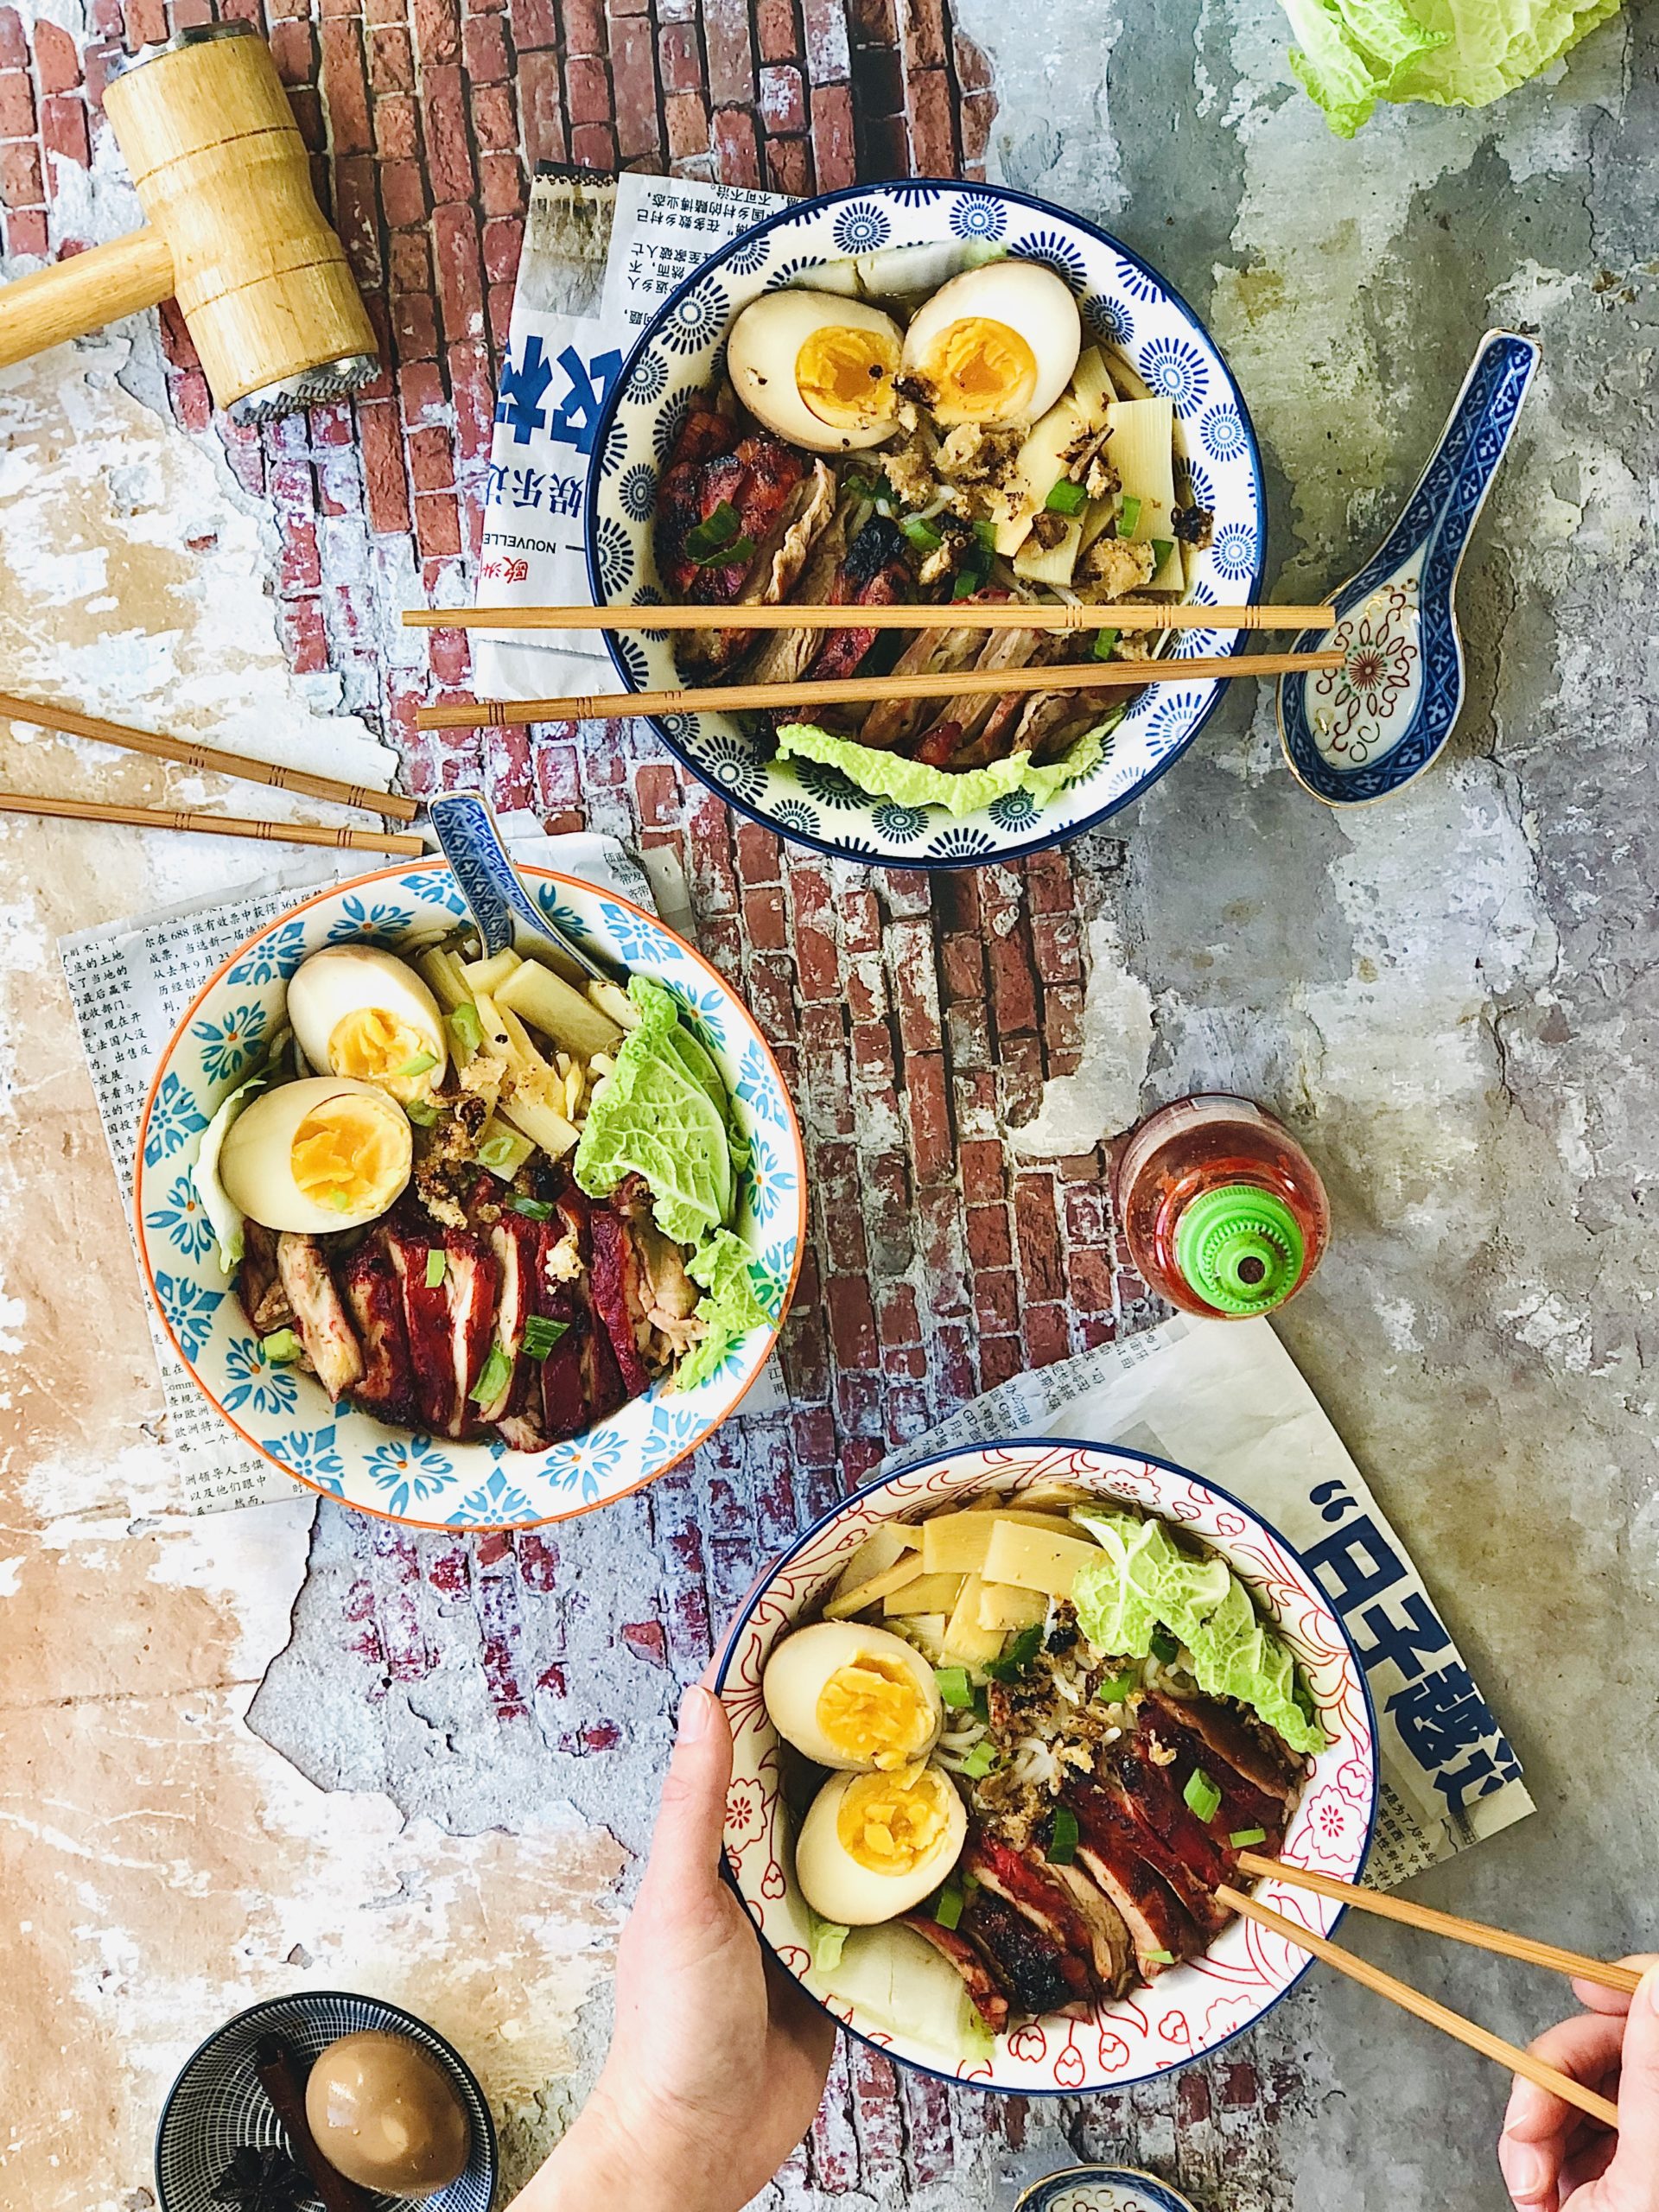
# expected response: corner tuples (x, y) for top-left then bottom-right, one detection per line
(154, 1988), (496, 2212)
(1014, 2166), (1201, 2212)
(134, 859), (805, 1530)
(714, 1438), (1378, 2095)
(584, 179), (1266, 870)
(1278, 329), (1540, 805)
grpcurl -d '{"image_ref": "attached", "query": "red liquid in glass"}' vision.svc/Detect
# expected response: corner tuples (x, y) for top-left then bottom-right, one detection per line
(1111, 1094), (1330, 1320)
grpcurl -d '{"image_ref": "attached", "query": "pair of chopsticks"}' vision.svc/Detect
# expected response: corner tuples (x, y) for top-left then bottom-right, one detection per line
(402, 601), (1339, 733)
(1233, 1850), (1630, 2130)
(0, 691), (425, 855)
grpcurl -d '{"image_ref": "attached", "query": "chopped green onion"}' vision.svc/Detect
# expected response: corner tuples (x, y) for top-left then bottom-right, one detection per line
(477, 1131), (520, 1170)
(1149, 1624), (1180, 1665)
(322, 1189), (353, 1211)
(951, 566), (983, 601)
(1095, 1667), (1140, 1706)
(1183, 1768), (1222, 1824)
(973, 518), (996, 551)
(1045, 475), (1087, 516)
(957, 1738), (1000, 1779)
(984, 1624), (1044, 1682)
(934, 1879), (964, 1931)
(934, 1665), (974, 1710)
(869, 474), (895, 508)
(511, 1195), (555, 1220)
(448, 1001), (483, 1056)
(1229, 1827), (1268, 1850)
(391, 1051), (438, 1077)
(424, 1249), (447, 1288)
(1046, 1805), (1079, 1866)
(971, 1685), (990, 1724)
(1150, 537), (1175, 569)
(404, 1097), (438, 1127)
(521, 1313), (570, 1361)
(469, 1340), (512, 1407)
(900, 514), (944, 552)
(683, 500), (743, 563)
(1145, 1948), (1174, 1967)
(262, 1328), (303, 1365)
(1092, 626), (1120, 662)
(1116, 493), (1142, 536)
(722, 534), (757, 566)
(841, 471), (877, 500)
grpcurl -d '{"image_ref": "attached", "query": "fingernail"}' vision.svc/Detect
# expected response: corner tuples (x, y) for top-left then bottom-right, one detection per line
(1497, 2135), (1548, 2203)
(677, 1685), (717, 1740)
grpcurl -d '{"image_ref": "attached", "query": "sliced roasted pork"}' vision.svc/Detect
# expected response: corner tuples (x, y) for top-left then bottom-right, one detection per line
(965, 1835), (1104, 2005)
(1045, 1859), (1138, 1999)
(857, 590), (1007, 752)
(899, 1912), (1009, 2033)
(1065, 1782), (1205, 1978)
(680, 458), (837, 672)
(959, 1887), (1090, 2019)
(1141, 1691), (1295, 1847)
(341, 1238), (417, 1424)
(588, 1207), (652, 1397)
(240, 1220), (290, 1335)
(903, 618), (1052, 767)
(276, 1232), (365, 1401)
(1091, 1763), (1230, 1938)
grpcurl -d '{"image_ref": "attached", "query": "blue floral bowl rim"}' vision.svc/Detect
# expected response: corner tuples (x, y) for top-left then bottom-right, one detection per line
(133, 858), (808, 1532)
(1014, 2164), (1202, 2212)
(152, 1986), (499, 2212)
(583, 176), (1267, 871)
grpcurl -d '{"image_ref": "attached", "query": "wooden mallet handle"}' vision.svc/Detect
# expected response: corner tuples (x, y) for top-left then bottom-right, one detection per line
(0, 228), (175, 369)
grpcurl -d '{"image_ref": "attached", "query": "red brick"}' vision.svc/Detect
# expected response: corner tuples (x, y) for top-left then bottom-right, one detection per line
(965, 1202), (1011, 1272)
(462, 10), (507, 79)
(433, 199), (486, 346)
(827, 1276), (878, 1370)
(375, 92), (419, 156)
(953, 23), (995, 91)
(810, 81), (855, 188)
(412, 0), (461, 63)
(1013, 1175), (1064, 1304)
(266, 16), (314, 82)
(765, 132), (810, 194)
(610, 13), (659, 159)
(905, 1050), (951, 1187)
(959, 1137), (1004, 1208)
(1025, 1303), (1071, 1370)
(711, 103), (760, 186)
(380, 156), (428, 227)
(1068, 1247), (1116, 1316)
(407, 424), (453, 493)
(988, 926), (1039, 1037)
(422, 63), (476, 201)
(564, 52), (611, 125)
(899, 0), (947, 69)
(515, 53), (567, 163)
(0, 140), (42, 207)
(333, 152), (382, 288)
(0, 10), (25, 68)
(368, 24), (415, 90)
(481, 213), (522, 286)
(563, 0), (605, 49)
(974, 1269), (1018, 1337)
(959, 89), (994, 181)
(755, 0), (794, 59)
(569, 119), (614, 166)
(664, 88), (707, 161)
(740, 883), (787, 950)
(759, 61), (804, 133)
(511, 0), (558, 44)
(878, 1283), (919, 1347)
(389, 230), (431, 291)
(39, 93), (89, 168)
(980, 1335), (1023, 1389)
(702, 0), (753, 104)
(449, 338), (495, 462)
(1032, 912), (1081, 986)
(472, 79), (516, 148)
(803, 0), (850, 75)
(0, 67), (34, 137)
(4, 204), (46, 254)
(319, 16), (372, 155)
(906, 64), (955, 173)
(659, 20), (700, 91)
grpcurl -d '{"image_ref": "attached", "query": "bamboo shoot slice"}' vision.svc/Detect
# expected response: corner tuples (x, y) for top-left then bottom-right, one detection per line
(943, 1573), (1007, 1666)
(463, 949), (523, 993)
(980, 1520), (1101, 1599)
(496, 957), (623, 1060)
(883, 1571), (967, 1617)
(824, 1550), (928, 1620)
(977, 1582), (1049, 1632)
(921, 1514), (997, 1576)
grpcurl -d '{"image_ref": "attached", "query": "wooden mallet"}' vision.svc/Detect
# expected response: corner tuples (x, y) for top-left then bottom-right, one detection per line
(0, 23), (378, 423)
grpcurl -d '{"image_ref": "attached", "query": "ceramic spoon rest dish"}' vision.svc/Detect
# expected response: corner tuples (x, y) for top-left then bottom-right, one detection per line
(1278, 329), (1540, 806)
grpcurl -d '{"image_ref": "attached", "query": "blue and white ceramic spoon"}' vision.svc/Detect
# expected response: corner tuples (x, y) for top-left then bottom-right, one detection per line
(427, 788), (618, 982)
(1277, 328), (1540, 806)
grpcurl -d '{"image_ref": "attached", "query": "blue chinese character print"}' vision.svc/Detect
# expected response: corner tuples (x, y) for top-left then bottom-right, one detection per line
(549, 345), (624, 456)
(548, 472), (586, 518)
(1432, 1743), (1525, 1816)
(511, 467), (546, 510)
(483, 461), (507, 504)
(1300, 1515), (1407, 1613)
(496, 334), (558, 444)
(1349, 1592), (1453, 1680)
(1386, 1663), (1508, 1771)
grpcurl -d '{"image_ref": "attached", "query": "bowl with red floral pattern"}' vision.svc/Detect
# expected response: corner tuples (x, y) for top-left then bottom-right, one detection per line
(714, 1438), (1376, 2094)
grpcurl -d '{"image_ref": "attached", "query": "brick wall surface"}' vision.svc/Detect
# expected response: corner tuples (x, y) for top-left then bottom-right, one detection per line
(0, 0), (1279, 2192)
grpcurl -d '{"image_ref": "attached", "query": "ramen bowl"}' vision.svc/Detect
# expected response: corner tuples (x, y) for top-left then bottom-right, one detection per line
(713, 1438), (1376, 2094)
(134, 859), (805, 1529)
(585, 179), (1265, 869)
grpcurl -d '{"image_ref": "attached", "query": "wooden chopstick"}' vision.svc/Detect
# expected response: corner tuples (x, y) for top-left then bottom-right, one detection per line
(415, 648), (1342, 732)
(0, 690), (420, 823)
(404, 602), (1336, 635)
(0, 791), (426, 855)
(1216, 1883), (1619, 2132)
(1238, 1853), (1643, 1997)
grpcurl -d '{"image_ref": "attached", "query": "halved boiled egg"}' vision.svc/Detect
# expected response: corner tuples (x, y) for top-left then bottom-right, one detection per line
(219, 1076), (413, 1233)
(728, 289), (904, 453)
(287, 947), (447, 1103)
(899, 260), (1081, 426)
(763, 1620), (943, 1772)
(794, 1763), (967, 1924)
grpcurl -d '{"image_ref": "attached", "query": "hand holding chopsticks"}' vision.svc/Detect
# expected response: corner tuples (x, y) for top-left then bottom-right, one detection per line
(1225, 1853), (1642, 2133)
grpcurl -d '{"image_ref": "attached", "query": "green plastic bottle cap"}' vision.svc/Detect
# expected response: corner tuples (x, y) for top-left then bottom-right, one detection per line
(1173, 1184), (1306, 1317)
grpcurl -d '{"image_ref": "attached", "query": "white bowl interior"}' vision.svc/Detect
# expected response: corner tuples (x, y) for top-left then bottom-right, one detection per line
(588, 182), (1265, 867)
(134, 860), (805, 1529)
(716, 1440), (1376, 2094)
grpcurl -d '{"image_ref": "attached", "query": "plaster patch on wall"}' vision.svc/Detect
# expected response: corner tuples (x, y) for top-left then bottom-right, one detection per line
(1010, 915), (1153, 1157)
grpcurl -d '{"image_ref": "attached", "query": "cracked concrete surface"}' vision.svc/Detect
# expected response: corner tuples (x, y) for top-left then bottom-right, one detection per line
(4, 3), (1656, 2208)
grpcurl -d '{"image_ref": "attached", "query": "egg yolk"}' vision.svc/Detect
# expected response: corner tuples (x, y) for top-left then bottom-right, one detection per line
(290, 1096), (407, 1214)
(329, 1007), (435, 1097)
(796, 326), (899, 429)
(835, 1765), (955, 1876)
(816, 1656), (932, 1770)
(920, 317), (1038, 423)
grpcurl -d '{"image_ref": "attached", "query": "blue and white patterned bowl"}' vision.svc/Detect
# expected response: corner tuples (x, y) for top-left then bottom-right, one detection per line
(584, 179), (1265, 869)
(134, 860), (806, 1530)
(154, 1988), (496, 2212)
